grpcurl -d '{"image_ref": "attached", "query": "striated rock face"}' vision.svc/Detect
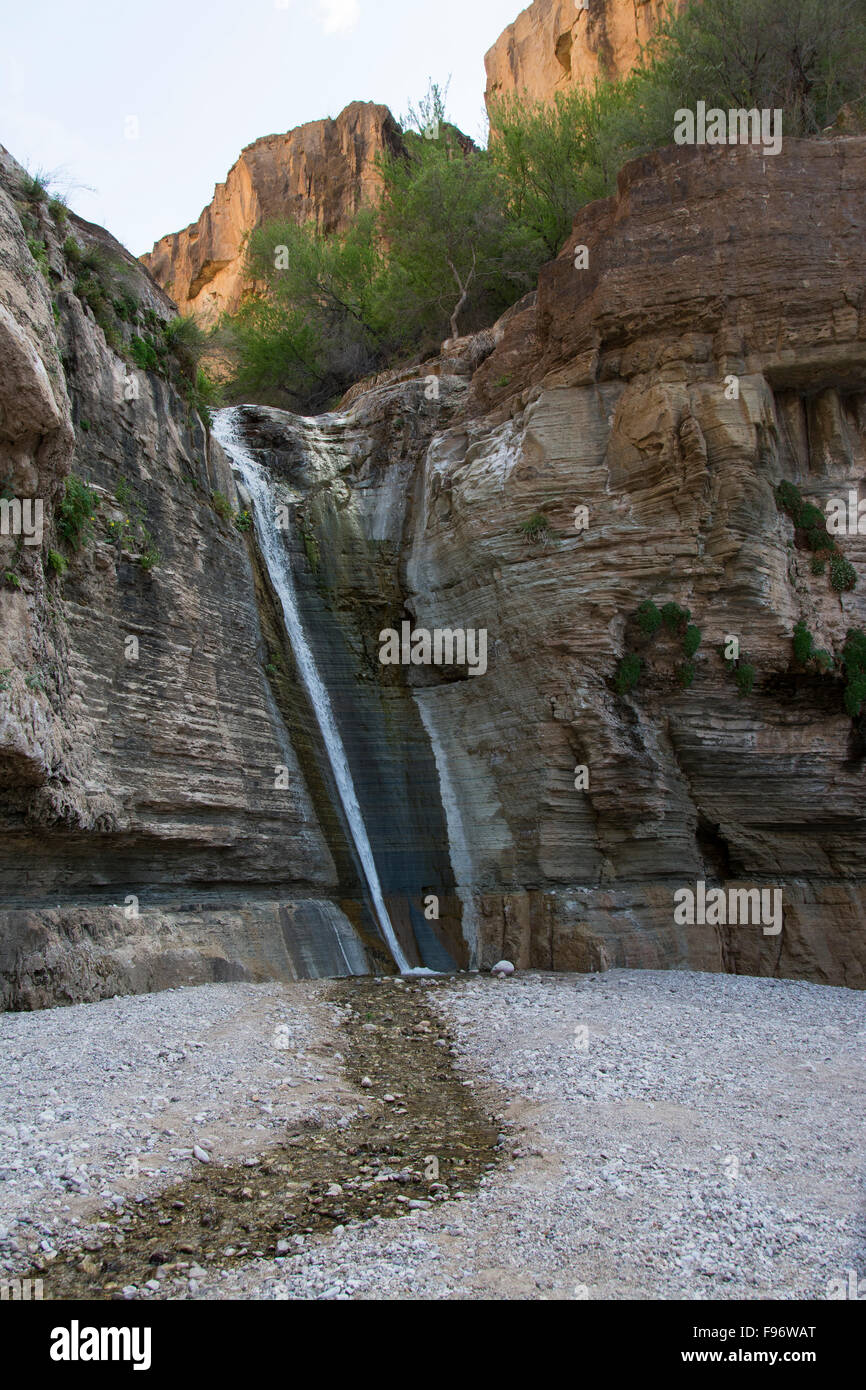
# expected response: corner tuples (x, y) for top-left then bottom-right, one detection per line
(5, 131), (866, 1003)
(141, 103), (404, 327)
(485, 0), (685, 109)
(414, 137), (866, 986)
(258, 138), (866, 990)
(0, 146), (375, 1008)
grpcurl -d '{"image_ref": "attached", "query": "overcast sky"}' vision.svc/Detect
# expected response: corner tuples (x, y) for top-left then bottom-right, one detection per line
(1, 0), (523, 256)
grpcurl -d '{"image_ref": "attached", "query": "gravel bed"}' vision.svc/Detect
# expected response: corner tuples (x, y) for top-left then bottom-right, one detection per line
(1, 969), (863, 1299)
(0, 982), (357, 1272)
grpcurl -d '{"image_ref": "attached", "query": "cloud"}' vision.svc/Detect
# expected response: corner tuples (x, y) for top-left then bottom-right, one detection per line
(316, 0), (360, 34)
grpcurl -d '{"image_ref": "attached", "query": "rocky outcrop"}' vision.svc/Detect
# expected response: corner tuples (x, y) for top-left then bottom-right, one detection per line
(252, 137), (866, 990)
(141, 103), (404, 327)
(0, 146), (376, 1008)
(485, 0), (686, 109)
(416, 137), (866, 987)
(5, 128), (866, 1004)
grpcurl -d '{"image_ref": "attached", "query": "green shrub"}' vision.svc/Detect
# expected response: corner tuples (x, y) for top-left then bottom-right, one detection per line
(812, 648), (834, 673)
(636, 600), (662, 636)
(164, 315), (207, 380)
(185, 367), (221, 426)
(676, 660), (696, 689)
(843, 628), (866, 677)
(735, 663), (756, 697)
(643, 0), (866, 139)
(63, 235), (81, 265)
(793, 620), (814, 664)
(49, 196), (68, 226)
(843, 674), (866, 717)
(661, 601), (690, 634)
(139, 545), (161, 572)
(112, 294), (138, 322)
(19, 169), (50, 203)
(518, 512), (552, 543)
(115, 476), (136, 509)
(488, 79), (643, 258)
(4, 570), (21, 589)
(811, 554), (828, 576)
(775, 480), (803, 523)
(57, 476), (99, 549)
(830, 553), (857, 592)
(211, 490), (234, 522)
(130, 335), (160, 372)
(234, 509), (253, 533)
(799, 502), (826, 534)
(27, 237), (50, 279)
(219, 4), (866, 412)
(0, 667), (11, 692)
(683, 624), (702, 659)
(615, 652), (642, 695)
(25, 670), (46, 693)
(46, 549), (68, 576)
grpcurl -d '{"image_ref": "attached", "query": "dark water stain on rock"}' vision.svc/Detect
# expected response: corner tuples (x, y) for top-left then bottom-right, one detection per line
(34, 978), (502, 1300)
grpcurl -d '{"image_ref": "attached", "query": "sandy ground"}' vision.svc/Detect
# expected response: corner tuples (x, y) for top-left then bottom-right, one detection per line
(1, 969), (863, 1300)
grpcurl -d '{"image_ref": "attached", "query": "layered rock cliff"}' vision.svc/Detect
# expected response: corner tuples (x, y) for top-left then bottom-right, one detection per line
(4, 127), (866, 1006)
(0, 146), (383, 1007)
(484, 0), (686, 109)
(225, 136), (866, 990)
(428, 138), (866, 988)
(140, 102), (404, 326)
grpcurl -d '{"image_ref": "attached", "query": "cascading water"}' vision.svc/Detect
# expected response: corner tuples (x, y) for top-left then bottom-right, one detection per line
(213, 407), (411, 974)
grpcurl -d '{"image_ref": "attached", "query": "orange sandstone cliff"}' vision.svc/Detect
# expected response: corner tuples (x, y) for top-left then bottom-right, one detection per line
(140, 101), (404, 326)
(484, 0), (686, 109)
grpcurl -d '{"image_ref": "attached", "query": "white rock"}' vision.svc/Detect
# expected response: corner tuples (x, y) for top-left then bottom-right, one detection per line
(491, 960), (515, 978)
(193, 1145), (210, 1163)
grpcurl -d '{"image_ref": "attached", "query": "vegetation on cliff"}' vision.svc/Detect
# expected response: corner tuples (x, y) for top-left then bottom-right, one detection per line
(219, 0), (866, 412)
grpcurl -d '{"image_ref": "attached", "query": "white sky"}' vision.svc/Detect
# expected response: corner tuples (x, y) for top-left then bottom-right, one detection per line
(0, 0), (524, 257)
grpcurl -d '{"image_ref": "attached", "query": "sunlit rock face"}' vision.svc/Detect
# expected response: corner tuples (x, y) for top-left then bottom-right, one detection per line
(140, 103), (405, 327)
(484, 0), (687, 112)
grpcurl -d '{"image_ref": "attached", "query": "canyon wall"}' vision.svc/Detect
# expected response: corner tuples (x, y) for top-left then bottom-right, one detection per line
(485, 0), (686, 109)
(262, 137), (866, 990)
(0, 146), (378, 1007)
(4, 131), (866, 1005)
(140, 102), (404, 327)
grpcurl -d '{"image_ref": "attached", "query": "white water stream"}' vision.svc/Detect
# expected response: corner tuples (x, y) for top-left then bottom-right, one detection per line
(213, 407), (411, 974)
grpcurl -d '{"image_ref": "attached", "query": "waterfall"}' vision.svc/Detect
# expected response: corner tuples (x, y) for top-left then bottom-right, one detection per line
(213, 407), (411, 974)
